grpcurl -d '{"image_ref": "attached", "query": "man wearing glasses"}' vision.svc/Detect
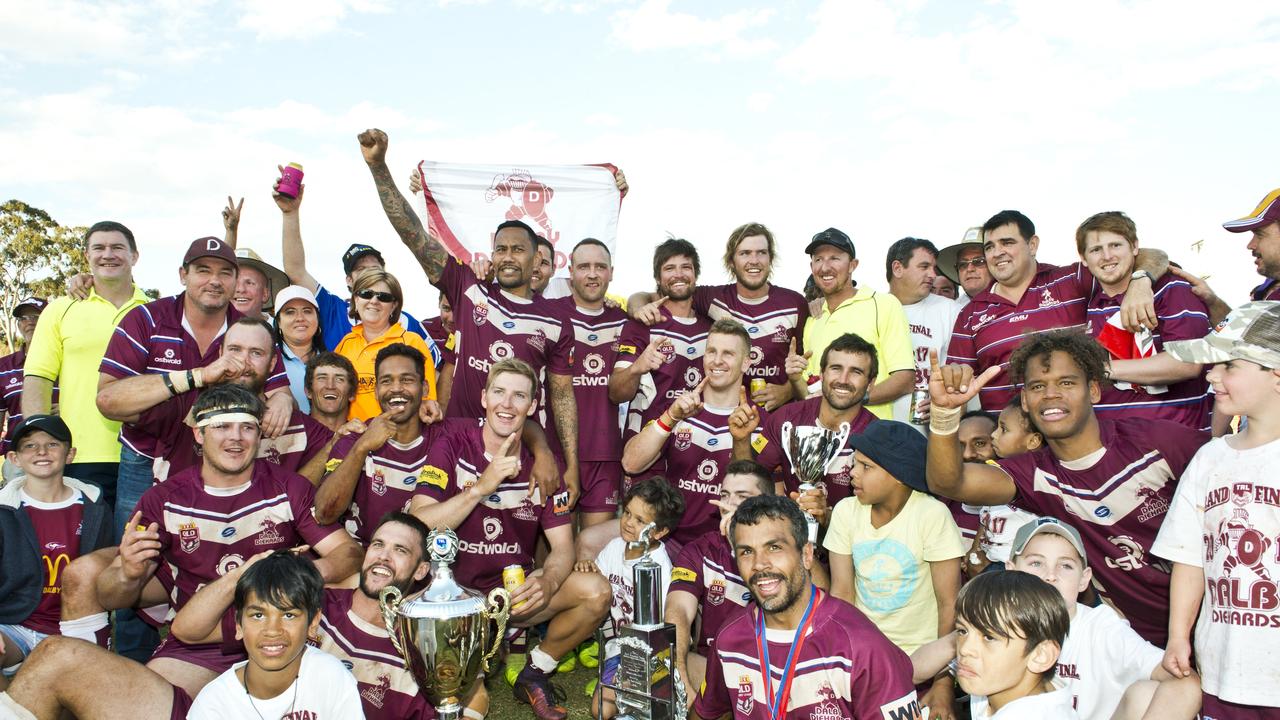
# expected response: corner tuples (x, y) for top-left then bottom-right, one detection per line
(935, 227), (992, 308)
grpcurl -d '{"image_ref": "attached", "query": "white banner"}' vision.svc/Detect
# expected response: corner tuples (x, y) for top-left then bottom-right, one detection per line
(418, 161), (622, 279)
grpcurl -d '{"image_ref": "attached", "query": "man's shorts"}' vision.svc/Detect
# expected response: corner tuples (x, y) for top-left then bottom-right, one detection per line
(150, 634), (245, 675)
(1201, 692), (1280, 720)
(169, 685), (194, 720)
(0, 624), (48, 675)
(578, 461), (623, 514)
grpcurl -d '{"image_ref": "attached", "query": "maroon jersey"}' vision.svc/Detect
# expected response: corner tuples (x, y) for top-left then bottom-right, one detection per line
(1087, 275), (1211, 431)
(327, 425), (439, 545)
(316, 588), (435, 719)
(421, 315), (455, 369)
(947, 500), (981, 544)
(21, 491), (86, 635)
(670, 530), (753, 652)
(752, 397), (876, 505)
(419, 420), (572, 593)
(154, 407), (332, 481)
(555, 299), (628, 461)
(693, 284), (809, 388)
(99, 293), (289, 458)
(137, 462), (341, 614)
(433, 259), (572, 420)
(614, 308), (710, 443)
(1252, 278), (1280, 301)
(657, 404), (764, 545)
(947, 263), (1091, 411)
(696, 590), (919, 720)
(994, 417), (1207, 645)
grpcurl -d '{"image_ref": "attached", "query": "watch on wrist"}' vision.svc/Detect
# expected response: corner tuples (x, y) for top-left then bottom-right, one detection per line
(1131, 269), (1154, 284)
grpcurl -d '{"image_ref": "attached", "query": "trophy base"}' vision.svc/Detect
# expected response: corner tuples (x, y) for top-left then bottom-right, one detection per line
(436, 701), (463, 720)
(598, 624), (682, 720)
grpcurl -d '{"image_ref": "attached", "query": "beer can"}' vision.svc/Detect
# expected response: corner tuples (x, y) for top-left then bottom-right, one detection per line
(909, 384), (930, 425)
(750, 378), (767, 406)
(503, 564), (527, 609)
(277, 162), (304, 199)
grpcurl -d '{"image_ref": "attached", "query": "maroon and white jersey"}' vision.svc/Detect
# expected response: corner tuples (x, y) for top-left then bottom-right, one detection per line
(657, 405), (764, 545)
(696, 590), (919, 720)
(0, 349), (54, 453)
(153, 407), (332, 482)
(614, 308), (710, 443)
(693, 284), (809, 389)
(421, 315), (455, 370)
(326, 425), (439, 545)
(433, 259), (572, 419)
(947, 501), (981, 545)
(947, 263), (1091, 411)
(419, 420), (572, 593)
(99, 293), (289, 458)
(752, 397), (876, 505)
(670, 530), (752, 652)
(137, 462), (342, 614)
(1087, 275), (1211, 431)
(994, 417), (1206, 645)
(547, 299), (628, 462)
(316, 588), (435, 719)
(20, 490), (86, 635)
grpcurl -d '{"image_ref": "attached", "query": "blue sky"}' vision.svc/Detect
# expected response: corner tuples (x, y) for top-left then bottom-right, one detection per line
(2, 0), (1278, 313)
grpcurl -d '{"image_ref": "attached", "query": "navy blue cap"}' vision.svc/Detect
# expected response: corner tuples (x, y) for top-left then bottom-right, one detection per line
(10, 414), (72, 447)
(804, 227), (856, 258)
(847, 420), (928, 493)
(342, 243), (385, 275)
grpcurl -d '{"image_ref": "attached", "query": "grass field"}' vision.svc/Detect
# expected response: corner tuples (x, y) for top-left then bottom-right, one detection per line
(486, 657), (602, 719)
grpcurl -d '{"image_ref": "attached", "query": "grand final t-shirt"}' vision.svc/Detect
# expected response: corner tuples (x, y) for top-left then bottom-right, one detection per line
(669, 529), (752, 652)
(892, 293), (960, 427)
(995, 417), (1206, 645)
(695, 590), (920, 720)
(1152, 436), (1280, 707)
(187, 645), (365, 720)
(1053, 602), (1163, 720)
(692, 283), (809, 390)
(419, 419), (572, 593)
(752, 396), (877, 506)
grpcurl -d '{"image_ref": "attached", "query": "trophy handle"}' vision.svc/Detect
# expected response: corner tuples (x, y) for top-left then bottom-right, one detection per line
(480, 587), (511, 673)
(824, 421), (852, 475)
(377, 586), (409, 665)
(780, 421), (798, 475)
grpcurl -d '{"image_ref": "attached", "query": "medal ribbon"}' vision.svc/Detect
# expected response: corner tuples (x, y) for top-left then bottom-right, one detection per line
(755, 585), (822, 720)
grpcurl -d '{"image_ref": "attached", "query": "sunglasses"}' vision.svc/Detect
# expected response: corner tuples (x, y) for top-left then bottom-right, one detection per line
(356, 290), (396, 303)
(955, 257), (987, 270)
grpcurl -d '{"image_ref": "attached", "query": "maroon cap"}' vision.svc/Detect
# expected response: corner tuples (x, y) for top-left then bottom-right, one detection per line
(13, 297), (47, 317)
(1224, 188), (1280, 234)
(182, 237), (239, 267)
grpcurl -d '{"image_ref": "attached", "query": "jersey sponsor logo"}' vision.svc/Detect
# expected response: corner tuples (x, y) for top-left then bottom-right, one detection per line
(617, 343), (637, 354)
(674, 424), (693, 451)
(707, 437), (719, 447)
(1104, 534), (1161, 572)
(489, 340), (514, 362)
(745, 365), (781, 378)
(684, 367), (702, 387)
(697, 459), (718, 481)
(772, 324), (789, 343)
(708, 578), (727, 605)
(583, 352), (605, 375)
(751, 434), (768, 453)
(1041, 288), (1059, 307)
(483, 516), (503, 541)
(460, 539), (522, 555)
(255, 518), (286, 546)
(503, 321), (516, 329)
(419, 465), (449, 490)
(879, 693), (923, 720)
(1094, 505), (1112, 518)
(325, 457), (343, 473)
(42, 552), (70, 592)
(1007, 313), (1029, 323)
(748, 346), (764, 367)
(553, 490), (571, 516)
(474, 303), (490, 325)
(179, 522), (200, 553)
(573, 375), (609, 387)
(671, 567), (697, 583)
(361, 674), (391, 709)
(164, 348), (176, 359)
(221, 527), (236, 538)
(153, 353), (182, 366)
(678, 476), (721, 496)
(467, 355), (494, 374)
(735, 674), (754, 715)
(528, 328), (547, 352)
(217, 553), (246, 576)
(372, 469), (388, 496)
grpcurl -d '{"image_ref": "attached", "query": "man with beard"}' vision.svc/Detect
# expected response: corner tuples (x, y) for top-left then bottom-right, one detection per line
(629, 224), (810, 411)
(532, 235), (555, 296)
(303, 351), (360, 432)
(623, 318), (764, 545)
(730, 332), (880, 525)
(409, 359), (609, 720)
(146, 318), (334, 483)
(666, 460), (774, 704)
(1226, 187), (1280, 302)
(611, 239), (710, 481)
(0, 386), (362, 720)
(168, 512), (470, 719)
(935, 228), (993, 307)
(692, 495), (919, 720)
(359, 128), (578, 506)
(926, 331), (1207, 646)
(887, 237), (961, 427)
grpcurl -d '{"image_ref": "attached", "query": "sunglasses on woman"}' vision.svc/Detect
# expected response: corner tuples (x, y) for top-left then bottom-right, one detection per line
(356, 289), (396, 303)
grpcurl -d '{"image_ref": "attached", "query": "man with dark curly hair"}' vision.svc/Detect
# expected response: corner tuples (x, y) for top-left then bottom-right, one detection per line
(923, 330), (1208, 647)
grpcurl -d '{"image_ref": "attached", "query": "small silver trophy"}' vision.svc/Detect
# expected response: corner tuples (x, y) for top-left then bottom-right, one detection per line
(378, 528), (510, 720)
(780, 420), (850, 543)
(598, 522), (687, 720)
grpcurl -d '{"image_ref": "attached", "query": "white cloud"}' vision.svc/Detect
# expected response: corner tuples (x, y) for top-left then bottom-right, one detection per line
(746, 92), (774, 112)
(237, 0), (390, 40)
(610, 0), (776, 58)
(0, 0), (225, 65)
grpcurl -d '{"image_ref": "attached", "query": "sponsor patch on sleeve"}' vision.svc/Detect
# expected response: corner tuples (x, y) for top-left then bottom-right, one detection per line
(324, 458), (343, 473)
(671, 567), (697, 583)
(617, 344), (637, 355)
(418, 465), (449, 490)
(879, 692), (922, 720)
(750, 434), (768, 453)
(552, 490), (571, 516)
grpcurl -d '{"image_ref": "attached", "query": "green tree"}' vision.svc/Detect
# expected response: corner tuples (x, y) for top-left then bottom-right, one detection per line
(0, 200), (89, 352)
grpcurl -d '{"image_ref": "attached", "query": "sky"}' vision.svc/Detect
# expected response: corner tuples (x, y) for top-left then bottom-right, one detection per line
(2, 0), (1279, 316)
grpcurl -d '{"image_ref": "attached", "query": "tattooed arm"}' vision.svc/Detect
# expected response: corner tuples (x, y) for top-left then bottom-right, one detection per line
(357, 128), (450, 284)
(547, 372), (581, 507)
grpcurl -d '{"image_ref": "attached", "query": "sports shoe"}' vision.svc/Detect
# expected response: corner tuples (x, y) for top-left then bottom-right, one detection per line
(504, 652), (526, 686)
(585, 676), (598, 698)
(513, 666), (569, 720)
(577, 639), (600, 669)
(556, 652), (576, 674)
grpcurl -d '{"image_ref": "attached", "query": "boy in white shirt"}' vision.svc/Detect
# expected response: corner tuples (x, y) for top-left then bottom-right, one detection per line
(187, 551), (364, 719)
(1154, 300), (1280, 717)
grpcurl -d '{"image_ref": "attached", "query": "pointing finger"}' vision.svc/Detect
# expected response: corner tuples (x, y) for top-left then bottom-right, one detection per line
(739, 386), (748, 406)
(929, 348), (941, 375)
(499, 431), (519, 457)
(788, 337), (796, 354)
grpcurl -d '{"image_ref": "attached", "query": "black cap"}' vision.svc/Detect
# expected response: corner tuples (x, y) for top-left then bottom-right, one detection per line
(342, 244), (385, 275)
(804, 228), (855, 258)
(847, 420), (927, 493)
(10, 414), (72, 447)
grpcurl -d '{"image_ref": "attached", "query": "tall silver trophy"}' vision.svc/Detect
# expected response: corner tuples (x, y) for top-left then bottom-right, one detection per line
(781, 420), (850, 543)
(378, 528), (510, 720)
(598, 522), (687, 720)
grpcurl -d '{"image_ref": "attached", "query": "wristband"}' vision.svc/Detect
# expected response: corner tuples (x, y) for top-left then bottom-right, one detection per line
(169, 370), (191, 395)
(654, 416), (673, 434)
(929, 403), (963, 436)
(190, 368), (202, 389)
(161, 372), (177, 396)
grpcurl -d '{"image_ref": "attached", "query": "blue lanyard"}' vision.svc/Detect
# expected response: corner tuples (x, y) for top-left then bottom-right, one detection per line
(755, 585), (820, 720)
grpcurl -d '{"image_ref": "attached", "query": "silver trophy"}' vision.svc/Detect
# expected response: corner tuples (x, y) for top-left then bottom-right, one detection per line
(780, 420), (850, 543)
(378, 528), (511, 720)
(598, 522), (687, 720)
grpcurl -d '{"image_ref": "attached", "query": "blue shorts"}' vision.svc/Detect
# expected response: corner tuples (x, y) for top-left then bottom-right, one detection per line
(0, 624), (50, 675)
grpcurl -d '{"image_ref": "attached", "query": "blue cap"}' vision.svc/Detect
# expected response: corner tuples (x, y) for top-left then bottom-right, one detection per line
(847, 420), (928, 493)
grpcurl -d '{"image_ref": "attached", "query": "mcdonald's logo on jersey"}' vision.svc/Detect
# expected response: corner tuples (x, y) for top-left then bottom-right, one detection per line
(43, 552), (71, 592)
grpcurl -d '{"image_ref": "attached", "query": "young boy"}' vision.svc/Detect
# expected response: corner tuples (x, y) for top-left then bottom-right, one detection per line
(186, 551), (364, 718)
(1154, 301), (1280, 716)
(0, 415), (113, 686)
(956, 570), (1075, 719)
(576, 477), (685, 719)
(963, 401), (1041, 577)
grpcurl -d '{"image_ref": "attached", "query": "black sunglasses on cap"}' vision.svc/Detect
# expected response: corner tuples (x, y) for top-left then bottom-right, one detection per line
(356, 289), (396, 303)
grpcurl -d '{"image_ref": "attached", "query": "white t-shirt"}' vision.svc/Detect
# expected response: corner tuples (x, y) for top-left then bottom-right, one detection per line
(187, 645), (366, 719)
(1054, 603), (1163, 720)
(1151, 435), (1280, 706)
(596, 536), (672, 658)
(970, 686), (1078, 719)
(893, 293), (960, 427)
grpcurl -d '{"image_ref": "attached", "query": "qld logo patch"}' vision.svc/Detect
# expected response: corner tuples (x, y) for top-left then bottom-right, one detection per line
(735, 675), (754, 715)
(179, 522), (200, 554)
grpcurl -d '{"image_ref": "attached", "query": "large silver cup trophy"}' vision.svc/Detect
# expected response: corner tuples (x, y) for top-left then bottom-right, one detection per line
(378, 528), (510, 720)
(598, 522), (687, 720)
(780, 420), (850, 543)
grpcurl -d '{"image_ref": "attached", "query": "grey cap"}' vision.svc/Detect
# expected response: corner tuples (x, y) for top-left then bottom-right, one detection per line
(1166, 301), (1280, 368)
